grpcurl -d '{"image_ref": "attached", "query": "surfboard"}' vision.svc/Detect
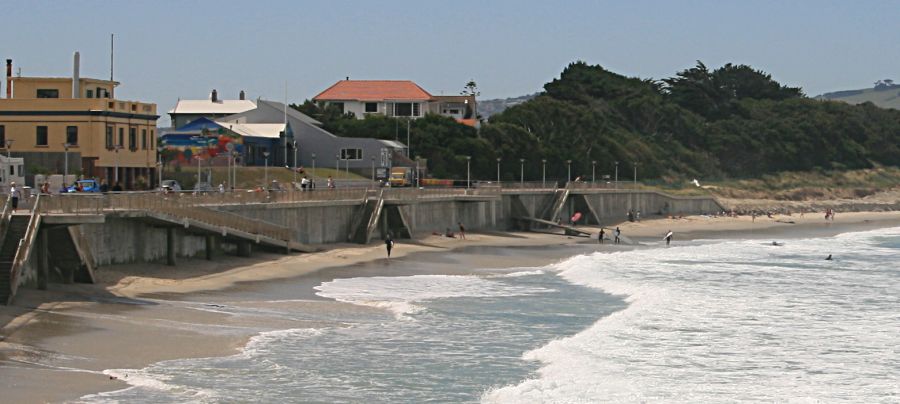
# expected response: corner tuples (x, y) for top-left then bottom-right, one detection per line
(571, 212), (582, 223)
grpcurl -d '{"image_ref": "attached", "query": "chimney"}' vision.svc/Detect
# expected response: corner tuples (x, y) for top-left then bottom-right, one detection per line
(239, 90), (245, 100)
(345, 76), (349, 81)
(210, 89), (218, 102)
(6, 59), (12, 99)
(72, 51), (81, 98)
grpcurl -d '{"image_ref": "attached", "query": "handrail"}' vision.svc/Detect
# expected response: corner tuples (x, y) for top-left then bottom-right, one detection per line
(7, 194), (42, 304)
(0, 195), (12, 248)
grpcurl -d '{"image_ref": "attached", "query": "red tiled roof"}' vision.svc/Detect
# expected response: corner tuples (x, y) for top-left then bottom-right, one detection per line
(313, 80), (433, 102)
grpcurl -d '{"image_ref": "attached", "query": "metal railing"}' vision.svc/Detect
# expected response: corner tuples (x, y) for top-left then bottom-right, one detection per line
(7, 194), (42, 304)
(151, 205), (292, 242)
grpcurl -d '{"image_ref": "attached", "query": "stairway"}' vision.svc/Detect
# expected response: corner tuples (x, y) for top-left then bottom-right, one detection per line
(0, 216), (30, 304)
(543, 188), (570, 223)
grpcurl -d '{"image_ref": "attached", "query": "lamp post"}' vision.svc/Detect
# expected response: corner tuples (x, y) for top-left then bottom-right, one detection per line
(496, 157), (501, 184)
(335, 154), (340, 178)
(292, 140), (298, 185)
(465, 156), (471, 189)
(370, 156), (375, 183)
(541, 158), (546, 188)
(615, 161), (619, 190)
(415, 156), (421, 188)
(566, 160), (572, 184)
(63, 143), (71, 184)
(3, 140), (13, 189)
(519, 158), (525, 187)
(591, 160), (596, 186)
(633, 161), (638, 189)
(311, 152), (316, 180)
(263, 151), (270, 187)
(232, 151), (239, 191)
(114, 144), (122, 186)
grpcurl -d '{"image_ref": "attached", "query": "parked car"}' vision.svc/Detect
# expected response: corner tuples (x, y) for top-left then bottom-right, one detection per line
(65, 179), (101, 193)
(160, 180), (182, 193)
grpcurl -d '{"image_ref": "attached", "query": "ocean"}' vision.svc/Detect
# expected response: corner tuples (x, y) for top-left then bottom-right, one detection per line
(79, 226), (900, 403)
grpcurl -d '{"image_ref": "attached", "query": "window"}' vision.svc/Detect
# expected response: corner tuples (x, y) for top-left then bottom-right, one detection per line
(36, 89), (59, 98)
(142, 129), (147, 150)
(394, 103), (412, 117)
(98, 87), (107, 98)
(331, 102), (344, 113)
(340, 148), (363, 160)
(129, 127), (137, 151)
(66, 126), (78, 145)
(36, 126), (48, 146)
(0, 125), (5, 146)
(413, 103), (420, 117)
(106, 126), (114, 149)
(364, 102), (378, 113)
(86, 89), (94, 98)
(118, 128), (124, 148)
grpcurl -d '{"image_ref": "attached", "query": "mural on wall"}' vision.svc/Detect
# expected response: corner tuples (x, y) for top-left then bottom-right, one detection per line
(161, 127), (244, 166)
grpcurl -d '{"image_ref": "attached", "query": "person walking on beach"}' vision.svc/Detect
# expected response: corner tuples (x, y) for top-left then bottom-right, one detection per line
(10, 182), (20, 211)
(614, 227), (621, 244)
(385, 233), (394, 258)
(598, 228), (605, 244)
(458, 222), (466, 240)
(664, 230), (673, 246)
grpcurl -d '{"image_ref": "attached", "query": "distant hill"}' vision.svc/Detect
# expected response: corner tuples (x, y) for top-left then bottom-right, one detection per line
(816, 81), (900, 110)
(477, 93), (538, 118)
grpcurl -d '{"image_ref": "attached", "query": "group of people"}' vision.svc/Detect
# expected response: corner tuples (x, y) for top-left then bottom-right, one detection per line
(627, 209), (641, 222)
(597, 226), (625, 244)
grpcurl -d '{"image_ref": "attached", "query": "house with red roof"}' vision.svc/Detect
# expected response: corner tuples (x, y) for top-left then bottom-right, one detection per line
(313, 79), (477, 125)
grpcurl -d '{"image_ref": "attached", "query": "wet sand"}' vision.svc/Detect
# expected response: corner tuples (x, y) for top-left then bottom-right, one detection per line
(1, 211), (898, 403)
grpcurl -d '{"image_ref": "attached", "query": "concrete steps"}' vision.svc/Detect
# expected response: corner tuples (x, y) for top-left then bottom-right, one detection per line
(0, 216), (30, 303)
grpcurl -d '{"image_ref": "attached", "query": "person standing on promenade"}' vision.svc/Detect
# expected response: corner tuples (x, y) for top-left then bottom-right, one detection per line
(385, 233), (394, 258)
(598, 228), (605, 244)
(10, 182), (20, 211)
(614, 227), (621, 244)
(327, 176), (335, 189)
(458, 222), (466, 240)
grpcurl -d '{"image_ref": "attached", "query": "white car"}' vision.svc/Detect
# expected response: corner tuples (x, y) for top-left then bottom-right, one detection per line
(160, 180), (182, 192)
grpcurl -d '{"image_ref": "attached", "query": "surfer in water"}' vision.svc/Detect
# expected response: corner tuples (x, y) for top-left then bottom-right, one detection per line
(664, 230), (673, 246)
(825, 254), (833, 260)
(385, 233), (394, 258)
(614, 227), (621, 244)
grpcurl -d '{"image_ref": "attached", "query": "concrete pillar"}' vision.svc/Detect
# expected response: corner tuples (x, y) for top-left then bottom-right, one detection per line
(237, 241), (252, 257)
(37, 230), (48, 290)
(166, 227), (176, 266)
(205, 235), (215, 260)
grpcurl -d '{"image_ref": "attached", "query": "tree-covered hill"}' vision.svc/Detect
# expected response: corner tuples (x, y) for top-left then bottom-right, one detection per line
(294, 61), (900, 183)
(485, 61), (900, 181)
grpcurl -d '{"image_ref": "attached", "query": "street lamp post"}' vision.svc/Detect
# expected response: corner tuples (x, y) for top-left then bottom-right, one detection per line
(335, 154), (340, 178)
(63, 143), (71, 184)
(263, 151), (270, 187)
(292, 140), (298, 185)
(370, 156), (375, 183)
(591, 160), (596, 186)
(541, 158), (546, 188)
(566, 160), (572, 184)
(615, 161), (619, 190)
(465, 156), (471, 189)
(633, 161), (638, 189)
(496, 157), (501, 184)
(3, 140), (13, 189)
(415, 156), (421, 188)
(311, 153), (316, 180)
(114, 144), (122, 186)
(519, 158), (525, 187)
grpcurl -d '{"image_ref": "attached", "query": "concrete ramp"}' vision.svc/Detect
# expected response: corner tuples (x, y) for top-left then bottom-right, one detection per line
(515, 216), (592, 238)
(543, 189), (570, 222)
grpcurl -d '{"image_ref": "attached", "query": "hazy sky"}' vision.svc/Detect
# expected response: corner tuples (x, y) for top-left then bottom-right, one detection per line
(2, 1), (896, 125)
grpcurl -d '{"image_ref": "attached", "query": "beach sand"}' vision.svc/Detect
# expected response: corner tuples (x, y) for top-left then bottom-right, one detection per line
(1, 211), (899, 403)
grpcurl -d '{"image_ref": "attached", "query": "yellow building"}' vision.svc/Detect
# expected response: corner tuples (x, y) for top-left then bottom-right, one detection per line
(0, 55), (159, 189)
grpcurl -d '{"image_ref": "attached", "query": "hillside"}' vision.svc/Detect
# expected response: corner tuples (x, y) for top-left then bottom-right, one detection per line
(816, 82), (900, 110)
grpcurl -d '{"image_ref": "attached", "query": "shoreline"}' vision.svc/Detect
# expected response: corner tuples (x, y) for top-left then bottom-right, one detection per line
(1, 211), (899, 402)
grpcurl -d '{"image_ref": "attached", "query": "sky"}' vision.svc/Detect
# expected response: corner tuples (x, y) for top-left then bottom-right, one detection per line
(2, 1), (897, 126)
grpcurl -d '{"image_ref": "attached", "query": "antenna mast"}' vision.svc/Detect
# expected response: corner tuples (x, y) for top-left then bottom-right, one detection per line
(110, 33), (115, 99)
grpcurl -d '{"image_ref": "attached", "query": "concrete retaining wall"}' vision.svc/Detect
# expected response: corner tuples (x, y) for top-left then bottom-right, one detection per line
(78, 218), (208, 266)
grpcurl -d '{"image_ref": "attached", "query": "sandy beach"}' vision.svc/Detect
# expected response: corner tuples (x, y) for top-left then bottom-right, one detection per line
(1, 210), (899, 403)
